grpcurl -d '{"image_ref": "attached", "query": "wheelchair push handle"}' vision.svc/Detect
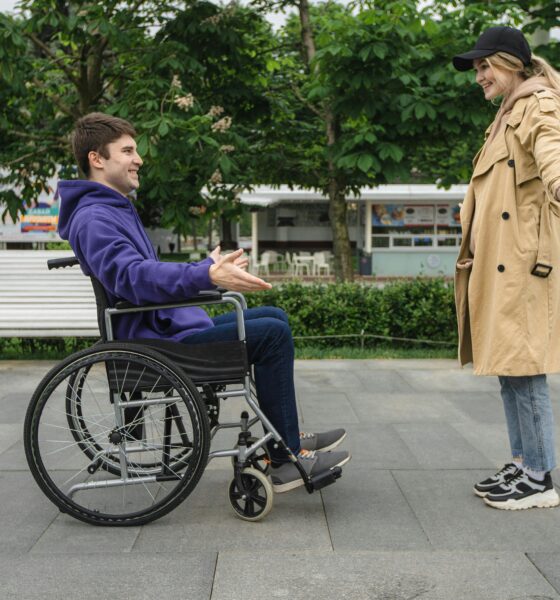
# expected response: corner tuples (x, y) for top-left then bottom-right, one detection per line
(47, 256), (80, 270)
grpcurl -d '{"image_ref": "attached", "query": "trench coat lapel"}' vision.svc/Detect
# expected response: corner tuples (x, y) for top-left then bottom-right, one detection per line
(471, 98), (529, 180)
(471, 131), (509, 179)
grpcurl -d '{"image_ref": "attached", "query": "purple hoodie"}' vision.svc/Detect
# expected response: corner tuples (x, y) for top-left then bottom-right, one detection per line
(57, 180), (215, 341)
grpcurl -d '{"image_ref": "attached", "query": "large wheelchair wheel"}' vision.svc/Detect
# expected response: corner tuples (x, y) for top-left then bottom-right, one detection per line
(24, 343), (210, 526)
(65, 366), (194, 477)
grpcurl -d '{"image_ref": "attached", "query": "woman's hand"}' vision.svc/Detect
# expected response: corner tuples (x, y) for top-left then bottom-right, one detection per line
(456, 258), (474, 270)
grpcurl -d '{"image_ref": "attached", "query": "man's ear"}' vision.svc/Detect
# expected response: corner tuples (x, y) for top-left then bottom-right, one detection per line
(88, 150), (104, 172)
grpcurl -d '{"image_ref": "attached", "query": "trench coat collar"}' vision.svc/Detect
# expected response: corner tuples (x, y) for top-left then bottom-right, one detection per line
(471, 97), (531, 180)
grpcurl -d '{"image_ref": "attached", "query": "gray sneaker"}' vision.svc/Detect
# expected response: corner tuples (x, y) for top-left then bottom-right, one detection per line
(299, 429), (346, 452)
(270, 449), (351, 493)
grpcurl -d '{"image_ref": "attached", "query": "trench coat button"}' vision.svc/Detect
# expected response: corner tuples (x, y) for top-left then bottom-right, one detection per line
(498, 264), (505, 272)
(502, 212), (510, 220)
(507, 159), (515, 167)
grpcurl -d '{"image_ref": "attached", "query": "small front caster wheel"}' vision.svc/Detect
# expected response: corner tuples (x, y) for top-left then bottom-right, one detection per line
(228, 467), (273, 522)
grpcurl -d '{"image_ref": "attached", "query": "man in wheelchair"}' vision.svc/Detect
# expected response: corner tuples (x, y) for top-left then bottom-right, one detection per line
(56, 112), (351, 494)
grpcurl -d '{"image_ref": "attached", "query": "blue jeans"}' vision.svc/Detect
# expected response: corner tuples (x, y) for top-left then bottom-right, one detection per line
(181, 306), (301, 463)
(499, 375), (556, 472)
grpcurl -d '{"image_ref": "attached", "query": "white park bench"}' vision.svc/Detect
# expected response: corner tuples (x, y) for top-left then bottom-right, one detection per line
(0, 250), (99, 337)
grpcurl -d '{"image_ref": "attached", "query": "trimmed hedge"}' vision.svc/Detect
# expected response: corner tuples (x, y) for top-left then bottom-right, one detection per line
(241, 279), (457, 348)
(0, 279), (457, 358)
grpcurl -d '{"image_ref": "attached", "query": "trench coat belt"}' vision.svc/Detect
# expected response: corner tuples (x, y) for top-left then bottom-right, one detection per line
(533, 197), (554, 278)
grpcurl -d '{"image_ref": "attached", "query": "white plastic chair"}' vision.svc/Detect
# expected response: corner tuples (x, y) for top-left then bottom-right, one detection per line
(293, 254), (313, 276)
(253, 252), (271, 276)
(313, 252), (331, 276)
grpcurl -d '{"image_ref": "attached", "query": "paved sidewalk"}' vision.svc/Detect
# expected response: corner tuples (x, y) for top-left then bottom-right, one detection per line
(1, 358), (560, 600)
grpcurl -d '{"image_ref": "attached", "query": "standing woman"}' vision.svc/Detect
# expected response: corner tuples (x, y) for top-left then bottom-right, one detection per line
(453, 26), (560, 510)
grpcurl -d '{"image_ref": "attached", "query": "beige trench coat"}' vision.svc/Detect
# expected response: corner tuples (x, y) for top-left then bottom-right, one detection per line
(455, 90), (560, 376)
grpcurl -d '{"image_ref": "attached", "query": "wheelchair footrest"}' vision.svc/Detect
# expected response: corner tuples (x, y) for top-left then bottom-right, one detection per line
(307, 466), (342, 492)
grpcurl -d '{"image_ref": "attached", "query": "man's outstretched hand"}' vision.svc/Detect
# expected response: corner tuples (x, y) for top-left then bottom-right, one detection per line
(208, 247), (271, 292)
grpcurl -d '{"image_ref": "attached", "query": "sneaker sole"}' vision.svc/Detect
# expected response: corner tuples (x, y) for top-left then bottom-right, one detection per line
(271, 453), (352, 494)
(484, 488), (560, 510)
(473, 486), (491, 498)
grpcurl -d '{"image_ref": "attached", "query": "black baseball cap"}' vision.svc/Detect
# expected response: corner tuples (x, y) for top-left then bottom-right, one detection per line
(452, 26), (532, 71)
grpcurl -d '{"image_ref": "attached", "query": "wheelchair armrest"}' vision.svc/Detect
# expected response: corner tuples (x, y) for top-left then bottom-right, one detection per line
(114, 289), (224, 311)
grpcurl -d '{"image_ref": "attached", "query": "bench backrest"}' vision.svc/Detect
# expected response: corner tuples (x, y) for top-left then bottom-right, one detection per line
(0, 250), (99, 337)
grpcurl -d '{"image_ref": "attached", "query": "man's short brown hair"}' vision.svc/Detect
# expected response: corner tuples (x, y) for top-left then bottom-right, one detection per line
(71, 112), (136, 177)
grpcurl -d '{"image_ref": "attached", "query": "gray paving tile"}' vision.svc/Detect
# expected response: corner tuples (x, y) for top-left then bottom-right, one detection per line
(30, 514), (141, 554)
(395, 469), (560, 552)
(298, 391), (359, 424)
(354, 369), (416, 393)
(349, 392), (467, 423)
(303, 424), (419, 469)
(450, 421), (512, 466)
(399, 368), (499, 393)
(211, 551), (560, 600)
(321, 466), (431, 551)
(132, 470), (332, 552)
(394, 422), (493, 469)
(527, 553), (560, 595)
(446, 391), (506, 424)
(0, 393), (31, 424)
(0, 471), (58, 553)
(1, 552), (216, 600)
(0, 424), (21, 455)
(294, 367), (365, 392)
(0, 438), (27, 470)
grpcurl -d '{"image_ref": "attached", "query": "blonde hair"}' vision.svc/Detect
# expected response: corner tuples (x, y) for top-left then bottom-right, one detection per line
(486, 52), (560, 93)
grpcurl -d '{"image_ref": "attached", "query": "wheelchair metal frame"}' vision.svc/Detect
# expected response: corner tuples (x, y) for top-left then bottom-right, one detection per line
(26, 256), (341, 526)
(103, 291), (297, 473)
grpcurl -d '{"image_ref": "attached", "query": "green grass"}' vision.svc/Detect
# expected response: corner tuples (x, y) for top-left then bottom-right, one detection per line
(294, 344), (456, 360)
(0, 343), (456, 361)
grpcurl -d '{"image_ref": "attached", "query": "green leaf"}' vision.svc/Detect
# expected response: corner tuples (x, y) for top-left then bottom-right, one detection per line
(136, 135), (149, 158)
(357, 154), (374, 173)
(414, 103), (426, 119)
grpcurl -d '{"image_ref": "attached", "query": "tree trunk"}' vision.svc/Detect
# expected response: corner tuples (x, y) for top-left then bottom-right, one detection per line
(298, 0), (353, 281)
(208, 218), (213, 251)
(327, 171), (353, 281)
(220, 216), (238, 250)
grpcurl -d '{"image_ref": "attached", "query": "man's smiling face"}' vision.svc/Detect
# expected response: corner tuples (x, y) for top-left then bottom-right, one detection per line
(89, 134), (143, 196)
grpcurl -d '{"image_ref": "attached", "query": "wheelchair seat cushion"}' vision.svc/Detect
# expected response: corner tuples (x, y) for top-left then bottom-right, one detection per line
(120, 338), (249, 385)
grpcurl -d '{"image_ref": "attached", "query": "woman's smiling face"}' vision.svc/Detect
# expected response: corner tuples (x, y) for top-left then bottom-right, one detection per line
(473, 58), (501, 100)
(473, 57), (517, 100)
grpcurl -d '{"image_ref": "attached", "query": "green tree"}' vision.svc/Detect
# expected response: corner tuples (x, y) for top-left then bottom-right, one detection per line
(0, 0), (246, 241)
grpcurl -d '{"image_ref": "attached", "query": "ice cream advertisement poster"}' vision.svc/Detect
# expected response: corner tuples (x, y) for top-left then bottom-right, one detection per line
(20, 204), (59, 233)
(372, 204), (460, 227)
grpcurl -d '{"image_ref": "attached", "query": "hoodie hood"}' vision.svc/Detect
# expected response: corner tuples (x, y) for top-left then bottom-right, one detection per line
(57, 180), (130, 240)
(487, 77), (560, 143)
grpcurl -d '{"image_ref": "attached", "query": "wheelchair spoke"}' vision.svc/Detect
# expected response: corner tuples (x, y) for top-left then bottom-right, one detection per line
(26, 346), (209, 525)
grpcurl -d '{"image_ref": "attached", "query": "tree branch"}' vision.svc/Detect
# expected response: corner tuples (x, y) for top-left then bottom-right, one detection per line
(32, 77), (79, 119)
(27, 32), (80, 87)
(4, 151), (37, 166)
(10, 130), (66, 144)
(291, 83), (324, 118)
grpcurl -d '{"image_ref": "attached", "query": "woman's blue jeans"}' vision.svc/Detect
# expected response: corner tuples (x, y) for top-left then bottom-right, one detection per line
(180, 306), (301, 463)
(499, 375), (556, 472)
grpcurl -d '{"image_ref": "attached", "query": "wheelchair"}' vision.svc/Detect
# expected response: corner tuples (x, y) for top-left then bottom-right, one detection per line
(24, 256), (342, 526)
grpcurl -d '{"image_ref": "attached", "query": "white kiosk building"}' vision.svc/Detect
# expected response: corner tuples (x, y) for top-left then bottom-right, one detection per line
(239, 184), (468, 277)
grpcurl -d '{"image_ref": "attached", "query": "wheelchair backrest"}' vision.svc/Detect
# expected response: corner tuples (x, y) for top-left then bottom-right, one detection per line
(89, 276), (111, 341)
